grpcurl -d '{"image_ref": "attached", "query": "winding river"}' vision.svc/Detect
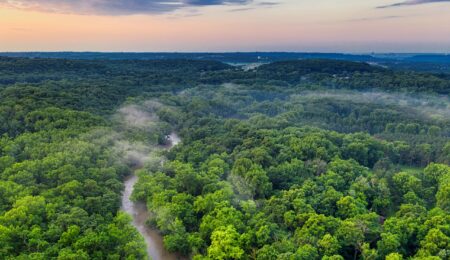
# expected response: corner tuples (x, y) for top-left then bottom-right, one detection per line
(121, 133), (181, 260)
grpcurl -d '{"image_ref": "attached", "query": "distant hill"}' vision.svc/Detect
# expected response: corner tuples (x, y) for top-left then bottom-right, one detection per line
(257, 59), (384, 75)
(0, 52), (378, 62)
(0, 57), (231, 73)
(1, 52), (449, 74)
(404, 54), (450, 63)
(0, 52), (448, 63)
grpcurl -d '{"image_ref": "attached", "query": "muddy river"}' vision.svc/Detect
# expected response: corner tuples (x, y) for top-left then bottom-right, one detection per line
(121, 133), (181, 260)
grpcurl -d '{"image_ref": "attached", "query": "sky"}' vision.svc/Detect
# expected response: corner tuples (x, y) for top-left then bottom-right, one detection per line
(0, 0), (449, 52)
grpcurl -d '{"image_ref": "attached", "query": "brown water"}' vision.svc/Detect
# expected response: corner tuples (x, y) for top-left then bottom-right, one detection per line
(121, 133), (181, 260)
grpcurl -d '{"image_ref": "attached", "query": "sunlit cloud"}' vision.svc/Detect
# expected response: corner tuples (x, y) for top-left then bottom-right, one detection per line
(257, 1), (279, 6)
(227, 1), (279, 12)
(378, 0), (450, 8)
(228, 7), (253, 12)
(0, 0), (253, 15)
(345, 15), (405, 22)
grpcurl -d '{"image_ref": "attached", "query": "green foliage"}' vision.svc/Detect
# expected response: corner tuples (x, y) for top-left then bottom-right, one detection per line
(207, 225), (245, 260)
(0, 82), (146, 258)
(2, 56), (450, 259)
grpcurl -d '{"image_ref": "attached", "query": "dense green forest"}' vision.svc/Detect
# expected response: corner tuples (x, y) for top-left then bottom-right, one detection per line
(0, 57), (449, 259)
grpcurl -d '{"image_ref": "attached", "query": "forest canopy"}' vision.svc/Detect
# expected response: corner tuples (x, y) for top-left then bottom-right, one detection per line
(0, 57), (449, 259)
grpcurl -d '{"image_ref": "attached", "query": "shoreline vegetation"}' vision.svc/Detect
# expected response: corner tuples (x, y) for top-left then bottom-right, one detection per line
(122, 133), (181, 260)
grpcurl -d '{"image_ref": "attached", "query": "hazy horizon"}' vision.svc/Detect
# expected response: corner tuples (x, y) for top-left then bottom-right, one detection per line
(0, 51), (449, 55)
(1, 49), (449, 55)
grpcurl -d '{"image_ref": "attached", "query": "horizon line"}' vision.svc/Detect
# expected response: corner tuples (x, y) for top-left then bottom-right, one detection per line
(0, 51), (449, 55)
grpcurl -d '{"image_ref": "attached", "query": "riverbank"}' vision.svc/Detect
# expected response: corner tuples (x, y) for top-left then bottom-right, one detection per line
(121, 133), (181, 260)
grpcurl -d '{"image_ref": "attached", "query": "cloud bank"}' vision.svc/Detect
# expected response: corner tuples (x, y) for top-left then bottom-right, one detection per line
(0, 0), (252, 15)
(378, 0), (450, 8)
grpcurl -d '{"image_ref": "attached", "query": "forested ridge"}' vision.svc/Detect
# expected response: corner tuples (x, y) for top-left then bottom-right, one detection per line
(0, 57), (449, 259)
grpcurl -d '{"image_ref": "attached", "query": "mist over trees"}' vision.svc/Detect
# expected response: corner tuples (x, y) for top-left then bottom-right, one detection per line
(0, 57), (449, 259)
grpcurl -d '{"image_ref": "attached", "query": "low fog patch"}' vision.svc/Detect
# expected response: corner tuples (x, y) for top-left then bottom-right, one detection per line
(100, 100), (177, 170)
(290, 90), (450, 121)
(116, 100), (164, 129)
